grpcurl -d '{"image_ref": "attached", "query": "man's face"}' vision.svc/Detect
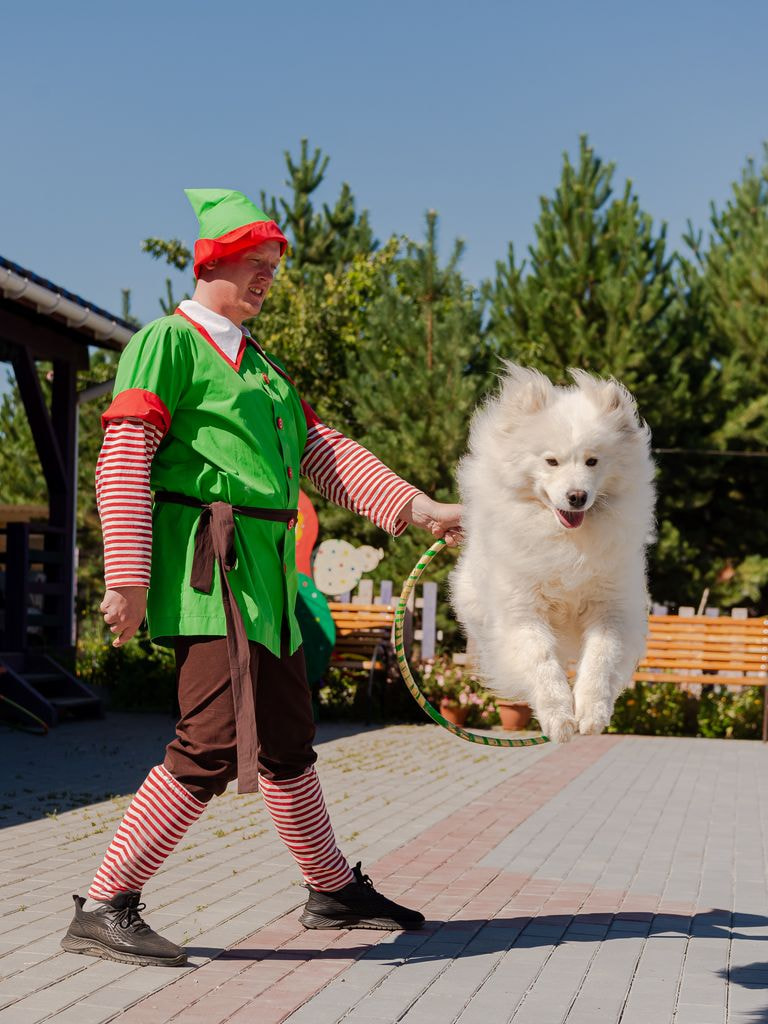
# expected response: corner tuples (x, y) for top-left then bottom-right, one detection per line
(204, 240), (282, 321)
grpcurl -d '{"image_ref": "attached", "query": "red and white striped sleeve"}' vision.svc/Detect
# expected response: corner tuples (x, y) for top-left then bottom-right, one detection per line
(95, 417), (163, 588)
(300, 402), (421, 536)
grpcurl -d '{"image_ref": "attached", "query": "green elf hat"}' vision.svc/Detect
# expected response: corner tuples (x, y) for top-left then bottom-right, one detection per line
(185, 188), (288, 278)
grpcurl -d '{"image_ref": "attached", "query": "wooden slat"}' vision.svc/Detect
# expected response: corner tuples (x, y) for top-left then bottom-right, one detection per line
(648, 615), (768, 628)
(634, 672), (767, 686)
(645, 639), (768, 651)
(640, 658), (766, 672)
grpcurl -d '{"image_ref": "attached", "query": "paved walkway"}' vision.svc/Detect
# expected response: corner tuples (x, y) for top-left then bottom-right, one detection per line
(1, 714), (767, 1023)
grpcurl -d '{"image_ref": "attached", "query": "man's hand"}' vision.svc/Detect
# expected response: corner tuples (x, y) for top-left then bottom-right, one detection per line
(401, 493), (463, 547)
(100, 587), (148, 647)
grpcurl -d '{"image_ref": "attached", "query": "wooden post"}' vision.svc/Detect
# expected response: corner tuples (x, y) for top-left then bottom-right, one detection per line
(402, 589), (414, 661)
(4, 522), (30, 650)
(50, 359), (77, 648)
(420, 581), (437, 660)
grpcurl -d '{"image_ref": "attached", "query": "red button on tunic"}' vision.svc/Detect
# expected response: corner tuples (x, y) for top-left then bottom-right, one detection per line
(276, 417), (284, 429)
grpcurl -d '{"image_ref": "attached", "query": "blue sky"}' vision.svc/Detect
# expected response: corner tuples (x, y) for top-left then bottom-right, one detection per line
(2, 0), (767, 328)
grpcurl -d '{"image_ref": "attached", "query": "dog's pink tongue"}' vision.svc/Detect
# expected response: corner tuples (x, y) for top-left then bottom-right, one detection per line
(556, 509), (585, 529)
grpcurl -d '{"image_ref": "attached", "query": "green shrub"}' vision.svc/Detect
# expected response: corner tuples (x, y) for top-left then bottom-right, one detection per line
(77, 630), (176, 714)
(609, 681), (765, 738)
(608, 683), (696, 736)
(697, 685), (764, 739)
(315, 666), (369, 720)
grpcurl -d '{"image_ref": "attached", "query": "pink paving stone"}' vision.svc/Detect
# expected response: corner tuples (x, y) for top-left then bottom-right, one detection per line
(225, 936), (391, 1024)
(118, 966), (249, 1022)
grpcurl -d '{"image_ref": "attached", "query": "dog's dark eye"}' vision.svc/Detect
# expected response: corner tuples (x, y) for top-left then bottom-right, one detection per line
(585, 457), (598, 467)
(546, 458), (559, 467)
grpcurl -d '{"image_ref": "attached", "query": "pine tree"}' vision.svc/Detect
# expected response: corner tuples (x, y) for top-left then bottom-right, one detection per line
(680, 147), (768, 608)
(485, 136), (721, 606)
(486, 136), (696, 418)
(260, 139), (376, 275)
(684, 145), (768, 447)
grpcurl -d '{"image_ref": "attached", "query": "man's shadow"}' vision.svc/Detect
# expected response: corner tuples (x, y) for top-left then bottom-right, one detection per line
(185, 910), (768, 1022)
(188, 908), (768, 964)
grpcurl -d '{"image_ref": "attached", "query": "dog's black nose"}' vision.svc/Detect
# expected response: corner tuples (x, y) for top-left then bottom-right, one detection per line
(567, 490), (588, 509)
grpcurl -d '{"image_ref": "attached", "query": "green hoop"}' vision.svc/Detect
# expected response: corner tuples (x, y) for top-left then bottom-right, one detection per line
(394, 538), (549, 748)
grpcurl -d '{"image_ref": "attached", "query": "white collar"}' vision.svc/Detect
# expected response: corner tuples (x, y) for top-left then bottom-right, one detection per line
(178, 299), (251, 362)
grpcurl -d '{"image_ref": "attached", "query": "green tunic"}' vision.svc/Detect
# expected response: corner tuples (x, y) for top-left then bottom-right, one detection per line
(109, 313), (306, 656)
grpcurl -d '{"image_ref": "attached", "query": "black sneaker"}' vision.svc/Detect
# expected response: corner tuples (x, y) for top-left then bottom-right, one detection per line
(60, 892), (186, 967)
(299, 862), (425, 931)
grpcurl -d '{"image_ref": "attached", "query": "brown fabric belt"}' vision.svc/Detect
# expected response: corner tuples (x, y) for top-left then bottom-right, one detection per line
(155, 491), (298, 793)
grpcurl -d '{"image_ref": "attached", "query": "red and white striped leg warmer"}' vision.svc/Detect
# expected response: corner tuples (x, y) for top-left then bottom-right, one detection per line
(259, 766), (354, 892)
(87, 765), (206, 901)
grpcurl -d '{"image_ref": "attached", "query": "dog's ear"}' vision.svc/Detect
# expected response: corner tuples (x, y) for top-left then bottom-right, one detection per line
(499, 363), (554, 419)
(571, 370), (642, 434)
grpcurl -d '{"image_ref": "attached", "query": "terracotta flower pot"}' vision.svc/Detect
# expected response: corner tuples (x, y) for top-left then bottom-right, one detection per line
(496, 700), (532, 731)
(439, 698), (470, 726)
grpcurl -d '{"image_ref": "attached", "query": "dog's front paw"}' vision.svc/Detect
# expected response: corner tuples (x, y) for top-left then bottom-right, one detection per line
(539, 712), (577, 744)
(576, 700), (612, 736)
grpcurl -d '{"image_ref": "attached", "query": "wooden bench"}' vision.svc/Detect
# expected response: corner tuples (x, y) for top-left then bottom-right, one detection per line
(634, 614), (768, 741)
(327, 602), (397, 719)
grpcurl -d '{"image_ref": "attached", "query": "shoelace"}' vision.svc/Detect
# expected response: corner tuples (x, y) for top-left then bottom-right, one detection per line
(352, 861), (374, 889)
(116, 898), (148, 930)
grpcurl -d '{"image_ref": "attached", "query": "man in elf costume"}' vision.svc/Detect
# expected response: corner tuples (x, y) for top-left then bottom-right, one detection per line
(61, 189), (463, 966)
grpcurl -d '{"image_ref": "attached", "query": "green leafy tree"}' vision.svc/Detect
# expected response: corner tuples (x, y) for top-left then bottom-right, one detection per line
(316, 211), (492, 625)
(255, 240), (399, 425)
(0, 348), (120, 627)
(0, 365), (47, 504)
(141, 139), (379, 412)
(141, 238), (193, 315)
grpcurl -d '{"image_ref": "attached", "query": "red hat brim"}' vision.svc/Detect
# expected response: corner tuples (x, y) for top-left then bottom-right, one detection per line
(193, 220), (288, 278)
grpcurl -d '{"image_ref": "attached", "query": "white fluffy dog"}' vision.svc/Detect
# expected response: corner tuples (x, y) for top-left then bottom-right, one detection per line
(451, 364), (655, 743)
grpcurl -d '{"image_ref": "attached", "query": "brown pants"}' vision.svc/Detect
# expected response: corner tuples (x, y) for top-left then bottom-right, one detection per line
(163, 636), (317, 802)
